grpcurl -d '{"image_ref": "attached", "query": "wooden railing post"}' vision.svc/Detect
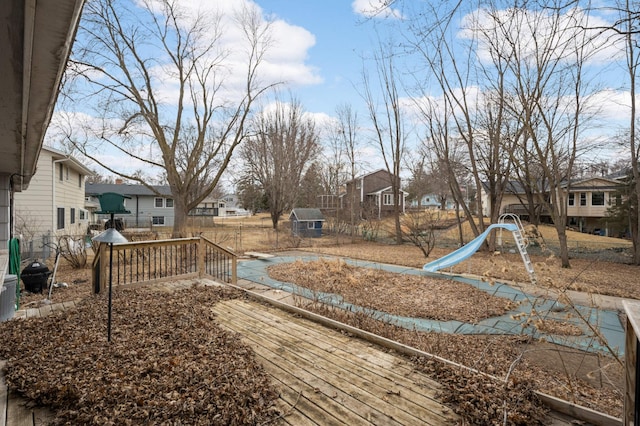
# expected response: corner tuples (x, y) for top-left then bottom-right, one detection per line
(198, 237), (205, 278)
(624, 300), (640, 425)
(231, 256), (237, 284)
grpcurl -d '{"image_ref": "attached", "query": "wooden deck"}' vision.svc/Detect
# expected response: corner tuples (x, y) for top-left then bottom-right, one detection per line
(211, 298), (459, 425)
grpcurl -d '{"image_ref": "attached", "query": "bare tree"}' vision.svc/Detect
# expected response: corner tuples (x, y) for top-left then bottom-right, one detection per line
(492, 4), (601, 267)
(336, 104), (362, 242)
(620, 0), (640, 264)
(62, 0), (275, 237)
(404, 150), (431, 209)
(240, 96), (321, 229)
(361, 41), (407, 245)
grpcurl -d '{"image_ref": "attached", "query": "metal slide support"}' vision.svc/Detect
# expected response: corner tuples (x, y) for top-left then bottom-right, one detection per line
(499, 213), (537, 285)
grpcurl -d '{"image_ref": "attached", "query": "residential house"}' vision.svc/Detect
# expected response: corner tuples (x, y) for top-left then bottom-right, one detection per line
(220, 194), (251, 216)
(0, 0), (83, 318)
(0, 0), (83, 256)
(340, 169), (407, 219)
(190, 194), (251, 218)
(408, 194), (456, 210)
(481, 176), (624, 236)
(86, 183), (175, 228)
(86, 184), (243, 228)
(14, 146), (94, 239)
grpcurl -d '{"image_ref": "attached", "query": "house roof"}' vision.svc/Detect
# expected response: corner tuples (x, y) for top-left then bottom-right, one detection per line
(367, 186), (408, 196)
(344, 169), (393, 185)
(1, 0), (85, 191)
(488, 176), (623, 195)
(86, 183), (173, 197)
(289, 208), (325, 222)
(43, 146), (95, 176)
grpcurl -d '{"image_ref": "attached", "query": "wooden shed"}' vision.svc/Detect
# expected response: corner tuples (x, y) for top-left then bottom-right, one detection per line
(289, 208), (325, 238)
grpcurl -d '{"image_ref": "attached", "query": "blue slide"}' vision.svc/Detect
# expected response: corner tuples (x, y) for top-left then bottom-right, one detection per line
(423, 223), (519, 272)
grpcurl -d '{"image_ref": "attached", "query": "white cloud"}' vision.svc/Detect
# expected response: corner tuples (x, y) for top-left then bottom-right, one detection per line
(459, 7), (626, 66)
(352, 0), (403, 20)
(124, 0), (322, 105)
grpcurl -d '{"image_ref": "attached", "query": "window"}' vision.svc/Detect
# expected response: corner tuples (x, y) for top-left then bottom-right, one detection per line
(568, 193), (575, 206)
(307, 221), (315, 229)
(592, 192), (605, 206)
(152, 216), (165, 225)
(579, 192), (587, 206)
(78, 174), (83, 188)
(79, 209), (87, 220)
(166, 198), (174, 208)
(383, 194), (393, 205)
(57, 208), (65, 229)
(155, 198), (164, 208)
(59, 163), (64, 181)
(70, 208), (76, 224)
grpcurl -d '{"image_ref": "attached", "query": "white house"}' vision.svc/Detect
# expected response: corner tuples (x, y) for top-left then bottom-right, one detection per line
(14, 146), (94, 239)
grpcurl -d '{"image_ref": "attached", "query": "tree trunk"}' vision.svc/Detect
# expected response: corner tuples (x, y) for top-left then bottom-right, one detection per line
(556, 225), (571, 268)
(394, 209), (403, 245)
(172, 198), (189, 238)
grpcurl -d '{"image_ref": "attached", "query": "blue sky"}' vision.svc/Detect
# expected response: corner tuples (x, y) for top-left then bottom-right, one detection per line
(47, 0), (635, 181)
(255, 0), (383, 114)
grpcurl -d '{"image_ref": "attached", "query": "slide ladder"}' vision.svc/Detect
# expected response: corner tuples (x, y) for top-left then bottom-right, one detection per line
(498, 214), (537, 285)
(423, 216), (538, 286)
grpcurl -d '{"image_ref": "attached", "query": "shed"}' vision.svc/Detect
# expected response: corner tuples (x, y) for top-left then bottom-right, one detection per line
(289, 208), (325, 238)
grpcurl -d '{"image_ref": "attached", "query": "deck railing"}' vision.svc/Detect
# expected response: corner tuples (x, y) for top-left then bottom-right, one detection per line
(92, 236), (237, 293)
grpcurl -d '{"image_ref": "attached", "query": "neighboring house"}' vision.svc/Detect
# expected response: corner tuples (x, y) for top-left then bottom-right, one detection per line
(189, 194), (250, 218)
(220, 194), (251, 216)
(289, 208), (324, 237)
(408, 194), (455, 210)
(14, 146), (94, 239)
(87, 184), (242, 227)
(86, 183), (175, 228)
(481, 176), (624, 236)
(340, 169), (407, 219)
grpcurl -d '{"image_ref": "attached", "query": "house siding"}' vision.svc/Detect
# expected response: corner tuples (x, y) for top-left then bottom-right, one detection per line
(87, 184), (175, 228)
(342, 170), (405, 218)
(14, 148), (90, 238)
(484, 177), (624, 235)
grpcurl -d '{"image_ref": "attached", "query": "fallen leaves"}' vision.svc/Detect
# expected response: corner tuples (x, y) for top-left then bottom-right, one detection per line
(268, 258), (514, 323)
(0, 284), (281, 425)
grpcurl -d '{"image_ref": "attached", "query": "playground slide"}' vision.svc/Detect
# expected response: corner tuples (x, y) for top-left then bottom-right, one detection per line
(423, 223), (519, 272)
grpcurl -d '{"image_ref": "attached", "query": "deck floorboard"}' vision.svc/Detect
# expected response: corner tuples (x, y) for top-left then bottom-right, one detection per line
(211, 299), (459, 425)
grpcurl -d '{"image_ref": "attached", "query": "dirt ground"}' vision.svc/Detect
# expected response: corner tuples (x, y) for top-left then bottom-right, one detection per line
(13, 219), (639, 421)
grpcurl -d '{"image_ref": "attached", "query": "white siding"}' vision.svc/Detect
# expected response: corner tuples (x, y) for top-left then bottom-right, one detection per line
(14, 149), (88, 238)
